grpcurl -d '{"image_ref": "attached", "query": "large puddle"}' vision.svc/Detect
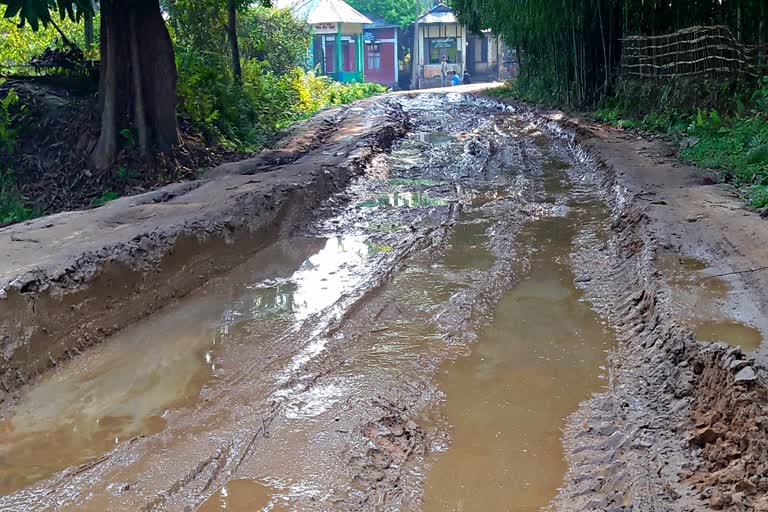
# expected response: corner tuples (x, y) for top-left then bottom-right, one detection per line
(1, 93), (621, 510)
(657, 252), (765, 352)
(422, 210), (614, 511)
(0, 236), (382, 495)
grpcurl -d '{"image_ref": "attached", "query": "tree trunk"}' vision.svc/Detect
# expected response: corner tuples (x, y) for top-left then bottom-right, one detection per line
(596, 0), (609, 97)
(227, 0), (242, 81)
(84, 8), (94, 51)
(91, 0), (179, 170)
(412, 8), (420, 89)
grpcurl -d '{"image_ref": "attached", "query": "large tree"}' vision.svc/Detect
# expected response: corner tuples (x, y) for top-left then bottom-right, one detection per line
(1, 0), (179, 169)
(346, 0), (417, 28)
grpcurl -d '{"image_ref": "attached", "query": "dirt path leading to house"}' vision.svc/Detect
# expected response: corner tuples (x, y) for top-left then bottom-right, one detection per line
(1, 89), (768, 511)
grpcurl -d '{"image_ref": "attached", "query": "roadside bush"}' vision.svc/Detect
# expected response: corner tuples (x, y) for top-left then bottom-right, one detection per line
(485, 77), (563, 107)
(586, 76), (768, 209)
(177, 50), (386, 151)
(681, 115), (768, 207)
(238, 7), (311, 75)
(0, 17), (96, 74)
(0, 88), (34, 226)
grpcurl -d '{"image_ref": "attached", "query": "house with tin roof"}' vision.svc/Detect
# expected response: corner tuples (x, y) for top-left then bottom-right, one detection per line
(412, 3), (504, 88)
(278, 0), (372, 83)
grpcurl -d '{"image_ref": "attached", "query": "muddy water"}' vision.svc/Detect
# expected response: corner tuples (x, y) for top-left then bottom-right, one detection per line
(0, 93), (622, 510)
(197, 480), (287, 512)
(0, 236), (380, 495)
(695, 320), (763, 351)
(423, 210), (613, 511)
(656, 252), (765, 352)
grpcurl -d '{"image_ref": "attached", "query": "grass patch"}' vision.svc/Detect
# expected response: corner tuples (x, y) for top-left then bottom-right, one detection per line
(0, 172), (34, 226)
(90, 190), (120, 208)
(592, 105), (768, 208)
(590, 77), (768, 209)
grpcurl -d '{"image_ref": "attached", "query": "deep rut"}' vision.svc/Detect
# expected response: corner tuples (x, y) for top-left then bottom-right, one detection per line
(1, 92), (767, 512)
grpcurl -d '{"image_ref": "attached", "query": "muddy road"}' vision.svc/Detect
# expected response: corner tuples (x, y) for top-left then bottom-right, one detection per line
(2, 91), (768, 511)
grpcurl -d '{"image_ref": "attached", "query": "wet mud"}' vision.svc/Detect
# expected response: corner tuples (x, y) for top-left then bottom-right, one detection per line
(0, 98), (407, 407)
(3, 90), (768, 512)
(423, 210), (614, 511)
(197, 480), (287, 512)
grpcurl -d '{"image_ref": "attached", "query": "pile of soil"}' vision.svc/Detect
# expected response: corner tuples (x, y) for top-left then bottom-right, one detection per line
(2, 77), (249, 217)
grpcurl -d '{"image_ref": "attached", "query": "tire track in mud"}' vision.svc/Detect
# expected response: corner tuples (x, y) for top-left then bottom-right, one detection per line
(0, 94), (620, 511)
(234, 96), (620, 511)
(7, 93), (767, 512)
(152, 94), (587, 511)
(545, 115), (768, 512)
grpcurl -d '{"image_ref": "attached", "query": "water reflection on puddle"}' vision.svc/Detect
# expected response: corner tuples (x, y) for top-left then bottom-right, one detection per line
(0, 235), (379, 495)
(357, 191), (450, 209)
(284, 236), (375, 322)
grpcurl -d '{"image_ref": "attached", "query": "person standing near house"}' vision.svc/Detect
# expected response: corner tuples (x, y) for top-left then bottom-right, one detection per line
(441, 55), (448, 87)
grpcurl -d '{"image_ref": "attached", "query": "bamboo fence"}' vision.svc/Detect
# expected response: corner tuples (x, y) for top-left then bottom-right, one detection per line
(621, 25), (767, 79)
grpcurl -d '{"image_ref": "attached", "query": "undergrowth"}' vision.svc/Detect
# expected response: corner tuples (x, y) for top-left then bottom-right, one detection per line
(491, 76), (768, 208)
(484, 78), (562, 108)
(0, 88), (34, 226)
(591, 76), (768, 208)
(177, 52), (387, 152)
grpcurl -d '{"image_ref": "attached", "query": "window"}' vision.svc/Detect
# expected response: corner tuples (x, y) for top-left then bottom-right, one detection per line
(366, 44), (381, 70)
(427, 37), (457, 64)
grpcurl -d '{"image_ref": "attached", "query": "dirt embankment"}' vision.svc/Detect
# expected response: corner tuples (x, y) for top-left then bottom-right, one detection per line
(0, 97), (407, 411)
(544, 115), (768, 511)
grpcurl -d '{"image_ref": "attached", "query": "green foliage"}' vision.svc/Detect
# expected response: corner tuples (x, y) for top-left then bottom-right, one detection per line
(750, 77), (768, 112)
(119, 128), (135, 147)
(749, 185), (768, 209)
(0, 179), (32, 224)
(238, 6), (311, 75)
(0, 0), (91, 31)
(0, 88), (34, 225)
(681, 114), (768, 191)
(90, 190), (119, 208)
(585, 77), (768, 209)
(165, 0), (227, 58)
(0, 16), (94, 73)
(346, 0), (417, 28)
(115, 165), (139, 183)
(484, 79), (562, 107)
(177, 49), (386, 151)
(169, 1), (363, 151)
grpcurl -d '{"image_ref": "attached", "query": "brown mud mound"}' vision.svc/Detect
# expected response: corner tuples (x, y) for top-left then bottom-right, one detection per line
(0, 96), (407, 411)
(687, 350), (768, 510)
